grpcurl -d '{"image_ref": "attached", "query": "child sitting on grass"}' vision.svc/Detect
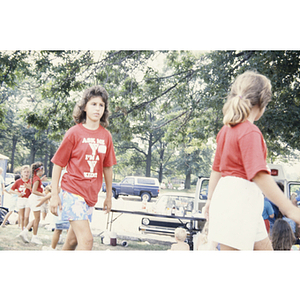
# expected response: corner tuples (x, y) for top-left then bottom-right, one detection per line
(170, 227), (190, 251)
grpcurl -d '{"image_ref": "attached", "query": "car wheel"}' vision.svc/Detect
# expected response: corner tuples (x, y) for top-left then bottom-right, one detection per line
(112, 189), (119, 199)
(141, 192), (151, 202)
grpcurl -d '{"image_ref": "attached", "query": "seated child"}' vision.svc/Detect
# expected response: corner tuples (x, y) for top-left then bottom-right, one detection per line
(170, 227), (190, 251)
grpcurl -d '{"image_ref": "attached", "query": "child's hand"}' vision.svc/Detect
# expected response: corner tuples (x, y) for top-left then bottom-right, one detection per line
(24, 182), (31, 190)
(103, 197), (112, 214)
(41, 175), (47, 181)
(50, 194), (61, 216)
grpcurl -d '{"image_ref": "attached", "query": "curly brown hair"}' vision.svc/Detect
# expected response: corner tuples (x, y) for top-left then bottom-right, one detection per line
(72, 85), (110, 128)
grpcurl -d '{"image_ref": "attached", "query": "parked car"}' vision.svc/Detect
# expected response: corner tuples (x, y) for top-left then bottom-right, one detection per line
(139, 192), (206, 236)
(5, 173), (15, 186)
(103, 176), (160, 201)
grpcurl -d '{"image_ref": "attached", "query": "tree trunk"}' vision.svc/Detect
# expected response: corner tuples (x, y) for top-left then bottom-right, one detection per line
(10, 135), (18, 172)
(146, 132), (152, 177)
(29, 140), (37, 165)
(185, 169), (191, 190)
(48, 145), (55, 178)
(44, 131), (49, 176)
(158, 142), (165, 183)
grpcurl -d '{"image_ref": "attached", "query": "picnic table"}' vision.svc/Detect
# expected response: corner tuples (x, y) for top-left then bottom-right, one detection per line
(94, 207), (206, 250)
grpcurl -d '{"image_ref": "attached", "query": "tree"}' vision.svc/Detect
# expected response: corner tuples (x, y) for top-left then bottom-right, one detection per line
(198, 50), (300, 158)
(2, 50), (300, 182)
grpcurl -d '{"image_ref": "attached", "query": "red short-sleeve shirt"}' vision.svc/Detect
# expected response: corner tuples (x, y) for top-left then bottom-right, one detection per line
(11, 179), (31, 198)
(32, 175), (44, 193)
(51, 123), (117, 207)
(212, 120), (270, 181)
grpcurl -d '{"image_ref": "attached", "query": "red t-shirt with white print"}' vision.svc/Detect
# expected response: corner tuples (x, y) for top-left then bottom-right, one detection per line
(51, 123), (117, 207)
(32, 175), (44, 193)
(212, 120), (270, 181)
(11, 178), (31, 198)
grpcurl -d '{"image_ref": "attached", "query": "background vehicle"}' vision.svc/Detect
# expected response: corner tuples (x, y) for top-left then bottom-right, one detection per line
(267, 164), (300, 201)
(195, 164), (300, 209)
(139, 192), (206, 237)
(103, 176), (160, 202)
(5, 173), (15, 186)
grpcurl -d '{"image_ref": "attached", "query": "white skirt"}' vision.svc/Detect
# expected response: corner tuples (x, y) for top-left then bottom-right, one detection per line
(208, 176), (267, 250)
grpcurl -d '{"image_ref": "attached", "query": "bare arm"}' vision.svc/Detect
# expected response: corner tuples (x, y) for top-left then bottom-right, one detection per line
(49, 164), (63, 216)
(9, 189), (23, 197)
(102, 166), (113, 213)
(207, 170), (222, 201)
(253, 171), (300, 224)
(203, 170), (222, 220)
(36, 193), (51, 207)
(32, 181), (44, 197)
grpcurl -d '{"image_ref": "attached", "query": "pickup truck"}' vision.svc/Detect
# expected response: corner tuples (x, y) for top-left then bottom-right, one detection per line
(139, 164), (300, 243)
(103, 176), (160, 202)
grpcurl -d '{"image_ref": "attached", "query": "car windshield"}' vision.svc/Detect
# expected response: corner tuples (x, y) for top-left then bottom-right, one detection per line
(156, 195), (194, 212)
(6, 174), (14, 178)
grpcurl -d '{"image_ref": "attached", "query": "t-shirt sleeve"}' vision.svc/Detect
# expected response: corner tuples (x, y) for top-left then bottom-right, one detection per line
(103, 132), (117, 168)
(239, 131), (270, 181)
(51, 132), (74, 167)
(11, 180), (19, 191)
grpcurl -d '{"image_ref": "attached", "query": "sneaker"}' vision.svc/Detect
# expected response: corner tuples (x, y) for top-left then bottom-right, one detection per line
(19, 230), (29, 243)
(42, 246), (55, 251)
(31, 236), (43, 245)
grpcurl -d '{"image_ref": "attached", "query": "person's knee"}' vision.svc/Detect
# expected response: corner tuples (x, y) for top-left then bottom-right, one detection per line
(68, 236), (78, 248)
(78, 234), (93, 250)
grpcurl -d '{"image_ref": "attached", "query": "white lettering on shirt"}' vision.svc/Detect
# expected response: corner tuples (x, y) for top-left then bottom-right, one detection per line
(82, 137), (106, 178)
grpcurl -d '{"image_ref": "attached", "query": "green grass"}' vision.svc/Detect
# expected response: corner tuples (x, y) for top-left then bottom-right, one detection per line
(0, 225), (171, 251)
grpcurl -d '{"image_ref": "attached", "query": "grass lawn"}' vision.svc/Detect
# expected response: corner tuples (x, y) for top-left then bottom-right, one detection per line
(0, 224), (171, 251)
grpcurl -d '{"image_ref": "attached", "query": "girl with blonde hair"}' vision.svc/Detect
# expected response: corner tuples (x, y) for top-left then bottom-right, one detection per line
(10, 165), (31, 230)
(203, 70), (300, 250)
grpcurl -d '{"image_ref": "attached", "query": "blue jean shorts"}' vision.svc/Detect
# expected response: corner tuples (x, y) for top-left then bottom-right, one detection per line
(60, 190), (93, 223)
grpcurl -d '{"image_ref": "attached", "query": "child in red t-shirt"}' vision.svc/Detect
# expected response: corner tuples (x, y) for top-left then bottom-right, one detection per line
(19, 162), (46, 244)
(50, 85), (117, 250)
(203, 70), (300, 251)
(11, 165), (31, 230)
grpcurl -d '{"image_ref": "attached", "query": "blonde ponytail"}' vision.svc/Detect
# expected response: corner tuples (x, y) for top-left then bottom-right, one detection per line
(222, 71), (272, 126)
(223, 95), (251, 126)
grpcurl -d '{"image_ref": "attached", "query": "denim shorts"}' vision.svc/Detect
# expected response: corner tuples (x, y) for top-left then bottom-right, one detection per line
(60, 190), (93, 223)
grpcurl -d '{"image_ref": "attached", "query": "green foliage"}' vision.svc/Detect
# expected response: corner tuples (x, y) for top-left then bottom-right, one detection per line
(199, 50), (300, 157)
(1, 50), (300, 180)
